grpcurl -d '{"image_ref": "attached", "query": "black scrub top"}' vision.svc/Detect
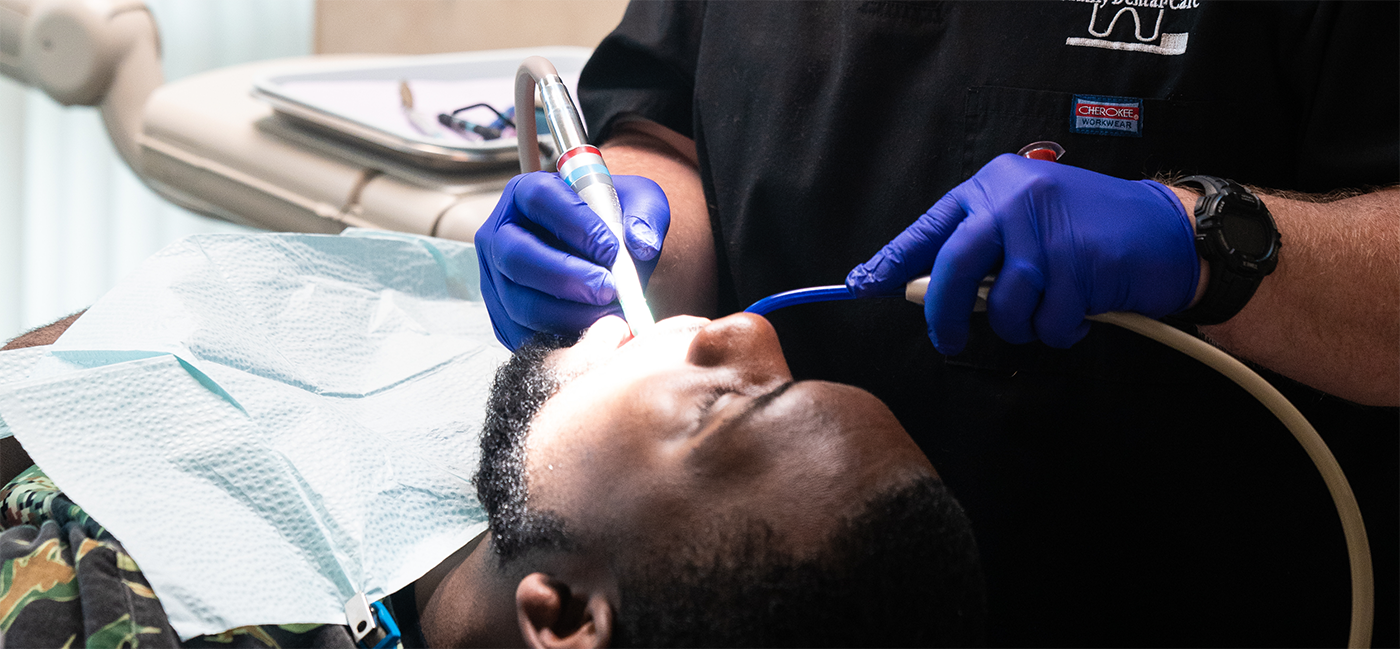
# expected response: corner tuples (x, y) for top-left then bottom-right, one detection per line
(578, 2), (1399, 646)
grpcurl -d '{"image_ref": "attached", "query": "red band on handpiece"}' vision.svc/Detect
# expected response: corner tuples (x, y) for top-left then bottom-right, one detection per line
(556, 145), (603, 167)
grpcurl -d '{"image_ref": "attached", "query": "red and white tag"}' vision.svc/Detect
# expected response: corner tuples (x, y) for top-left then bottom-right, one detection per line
(1071, 95), (1143, 137)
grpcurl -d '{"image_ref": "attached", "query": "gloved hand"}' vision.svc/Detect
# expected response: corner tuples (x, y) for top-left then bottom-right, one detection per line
(476, 171), (670, 350)
(847, 153), (1199, 355)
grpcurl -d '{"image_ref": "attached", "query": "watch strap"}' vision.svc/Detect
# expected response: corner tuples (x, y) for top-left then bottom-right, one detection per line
(1179, 257), (1264, 325)
(1179, 174), (1231, 197)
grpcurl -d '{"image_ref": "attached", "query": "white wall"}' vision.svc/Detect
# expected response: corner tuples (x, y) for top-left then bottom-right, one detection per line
(0, 0), (315, 342)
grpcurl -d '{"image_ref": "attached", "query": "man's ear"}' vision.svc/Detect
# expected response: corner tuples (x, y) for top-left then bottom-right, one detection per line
(516, 572), (613, 649)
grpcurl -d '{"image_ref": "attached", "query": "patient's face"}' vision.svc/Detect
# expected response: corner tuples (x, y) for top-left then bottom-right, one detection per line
(477, 313), (934, 560)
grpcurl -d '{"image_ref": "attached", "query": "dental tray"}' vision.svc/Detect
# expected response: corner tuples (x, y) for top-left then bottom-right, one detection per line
(252, 47), (589, 171)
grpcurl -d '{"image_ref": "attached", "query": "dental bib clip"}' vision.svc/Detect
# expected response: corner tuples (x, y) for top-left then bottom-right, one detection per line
(346, 593), (401, 649)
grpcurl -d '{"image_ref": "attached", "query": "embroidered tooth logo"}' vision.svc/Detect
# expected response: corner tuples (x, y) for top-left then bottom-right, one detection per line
(1065, 0), (1193, 56)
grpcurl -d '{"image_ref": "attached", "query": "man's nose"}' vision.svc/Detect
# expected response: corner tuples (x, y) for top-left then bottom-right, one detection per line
(686, 313), (792, 382)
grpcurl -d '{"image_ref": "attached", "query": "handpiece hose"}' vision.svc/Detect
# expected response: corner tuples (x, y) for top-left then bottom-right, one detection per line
(516, 57), (655, 334)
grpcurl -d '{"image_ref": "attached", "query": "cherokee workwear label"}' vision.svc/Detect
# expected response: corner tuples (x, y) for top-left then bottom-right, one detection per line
(1070, 94), (1143, 137)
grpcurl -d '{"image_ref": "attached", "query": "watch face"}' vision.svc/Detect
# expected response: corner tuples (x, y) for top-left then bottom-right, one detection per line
(1222, 213), (1275, 259)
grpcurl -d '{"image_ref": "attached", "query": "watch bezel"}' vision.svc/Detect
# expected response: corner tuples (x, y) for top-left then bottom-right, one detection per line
(1194, 192), (1281, 278)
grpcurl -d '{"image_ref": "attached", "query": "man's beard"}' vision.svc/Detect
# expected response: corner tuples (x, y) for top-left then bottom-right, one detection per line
(473, 334), (573, 562)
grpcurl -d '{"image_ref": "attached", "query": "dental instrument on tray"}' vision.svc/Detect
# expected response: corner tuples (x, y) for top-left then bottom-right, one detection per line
(398, 80), (446, 139)
(742, 141), (1373, 649)
(438, 103), (512, 140)
(513, 56), (656, 335)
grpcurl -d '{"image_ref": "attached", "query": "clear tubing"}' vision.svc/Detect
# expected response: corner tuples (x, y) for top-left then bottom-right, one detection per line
(515, 57), (655, 334)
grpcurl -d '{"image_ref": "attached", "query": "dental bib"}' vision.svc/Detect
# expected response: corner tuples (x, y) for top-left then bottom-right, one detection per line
(0, 229), (509, 639)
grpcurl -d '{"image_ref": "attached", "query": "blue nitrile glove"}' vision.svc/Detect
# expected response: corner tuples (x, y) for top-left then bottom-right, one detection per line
(476, 171), (670, 350)
(846, 153), (1199, 355)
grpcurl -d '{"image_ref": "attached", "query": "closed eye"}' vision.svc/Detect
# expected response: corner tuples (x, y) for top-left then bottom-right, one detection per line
(701, 387), (739, 414)
(689, 380), (796, 448)
(690, 386), (742, 435)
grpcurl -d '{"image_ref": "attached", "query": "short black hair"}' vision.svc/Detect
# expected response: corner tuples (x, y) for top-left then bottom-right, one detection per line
(475, 336), (986, 646)
(609, 474), (985, 647)
(474, 333), (574, 563)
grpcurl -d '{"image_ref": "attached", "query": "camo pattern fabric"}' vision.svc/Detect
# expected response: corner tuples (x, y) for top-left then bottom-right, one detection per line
(1, 465), (359, 648)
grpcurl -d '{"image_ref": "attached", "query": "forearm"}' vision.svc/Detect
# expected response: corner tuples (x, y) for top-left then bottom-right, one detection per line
(1171, 186), (1400, 406)
(601, 121), (716, 318)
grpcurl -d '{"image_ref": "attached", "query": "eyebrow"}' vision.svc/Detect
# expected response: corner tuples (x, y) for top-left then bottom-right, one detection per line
(698, 380), (796, 444)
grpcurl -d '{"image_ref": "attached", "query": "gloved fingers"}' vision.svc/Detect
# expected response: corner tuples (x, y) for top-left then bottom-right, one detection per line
(1032, 270), (1091, 348)
(515, 171), (621, 267)
(477, 172), (624, 349)
(925, 214), (1004, 355)
(985, 260), (1045, 345)
(615, 175), (671, 263)
(502, 281), (625, 338)
(846, 189), (971, 297)
(491, 222), (617, 306)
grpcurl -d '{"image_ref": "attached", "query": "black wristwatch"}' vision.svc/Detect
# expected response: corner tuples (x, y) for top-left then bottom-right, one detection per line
(1174, 175), (1281, 325)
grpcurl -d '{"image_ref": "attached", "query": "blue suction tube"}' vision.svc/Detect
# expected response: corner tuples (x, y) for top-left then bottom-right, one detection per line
(743, 285), (859, 315)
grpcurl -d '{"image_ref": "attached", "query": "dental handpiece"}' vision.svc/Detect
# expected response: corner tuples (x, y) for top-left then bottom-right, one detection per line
(516, 57), (655, 335)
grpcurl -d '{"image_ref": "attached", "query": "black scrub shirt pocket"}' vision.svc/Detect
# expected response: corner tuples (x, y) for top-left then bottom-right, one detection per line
(963, 85), (1264, 184)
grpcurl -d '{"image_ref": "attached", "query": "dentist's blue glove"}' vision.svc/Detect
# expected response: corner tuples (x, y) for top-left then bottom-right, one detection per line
(846, 154), (1199, 355)
(476, 171), (669, 350)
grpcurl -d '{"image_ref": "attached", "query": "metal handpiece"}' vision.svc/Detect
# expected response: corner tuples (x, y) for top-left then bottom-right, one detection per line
(516, 57), (655, 334)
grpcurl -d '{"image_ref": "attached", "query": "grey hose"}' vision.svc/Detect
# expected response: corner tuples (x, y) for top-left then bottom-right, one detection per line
(908, 275), (1374, 647)
(515, 56), (556, 174)
(515, 56), (593, 173)
(1087, 311), (1373, 648)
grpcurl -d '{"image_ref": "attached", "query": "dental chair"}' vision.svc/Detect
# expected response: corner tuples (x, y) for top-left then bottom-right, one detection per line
(0, 0), (582, 242)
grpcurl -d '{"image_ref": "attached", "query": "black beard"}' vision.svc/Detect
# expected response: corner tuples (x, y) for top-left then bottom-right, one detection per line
(473, 334), (572, 562)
